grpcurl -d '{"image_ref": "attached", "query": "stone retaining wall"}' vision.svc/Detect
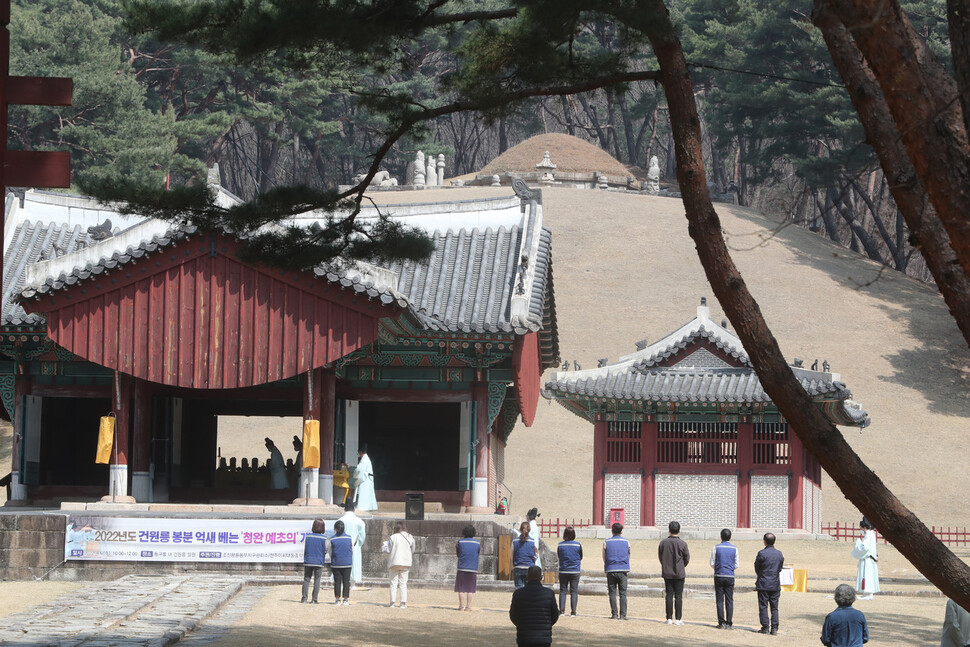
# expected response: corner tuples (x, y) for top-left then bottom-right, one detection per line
(0, 514), (514, 582)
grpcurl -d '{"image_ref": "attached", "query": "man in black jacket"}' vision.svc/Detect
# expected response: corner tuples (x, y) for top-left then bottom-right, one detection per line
(754, 532), (785, 635)
(510, 565), (560, 646)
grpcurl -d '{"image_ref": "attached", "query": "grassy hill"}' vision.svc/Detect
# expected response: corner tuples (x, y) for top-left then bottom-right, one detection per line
(374, 186), (969, 526)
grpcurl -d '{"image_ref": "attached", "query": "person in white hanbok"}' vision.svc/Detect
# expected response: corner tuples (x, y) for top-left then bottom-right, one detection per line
(265, 438), (288, 489)
(851, 517), (880, 599)
(353, 448), (378, 511)
(338, 501), (367, 585)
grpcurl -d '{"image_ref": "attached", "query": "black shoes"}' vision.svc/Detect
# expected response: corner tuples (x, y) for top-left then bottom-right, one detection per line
(759, 627), (770, 634)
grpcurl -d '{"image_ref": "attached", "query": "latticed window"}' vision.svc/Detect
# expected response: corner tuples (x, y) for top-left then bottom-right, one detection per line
(657, 421), (738, 464)
(754, 422), (790, 465)
(606, 421), (641, 463)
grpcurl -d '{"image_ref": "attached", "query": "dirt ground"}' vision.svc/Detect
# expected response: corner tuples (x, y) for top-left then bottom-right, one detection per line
(0, 578), (948, 647)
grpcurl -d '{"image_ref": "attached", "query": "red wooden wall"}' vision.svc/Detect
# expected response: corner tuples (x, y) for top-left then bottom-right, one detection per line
(27, 236), (397, 389)
(512, 331), (540, 427)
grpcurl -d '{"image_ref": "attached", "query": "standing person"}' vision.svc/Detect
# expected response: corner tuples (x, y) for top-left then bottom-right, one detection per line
(353, 446), (378, 511)
(329, 520), (353, 605)
(456, 525), (481, 611)
(301, 519), (328, 604)
(291, 435), (303, 490)
(658, 520), (690, 625)
(384, 521), (415, 608)
(513, 521), (538, 589)
(852, 517), (880, 600)
(603, 522), (630, 620)
(940, 598), (970, 647)
(527, 507), (542, 565)
(557, 526), (583, 616)
(710, 528), (739, 629)
(821, 584), (869, 647)
(509, 565), (560, 647)
(754, 532), (785, 635)
(338, 501), (367, 586)
(264, 437), (288, 489)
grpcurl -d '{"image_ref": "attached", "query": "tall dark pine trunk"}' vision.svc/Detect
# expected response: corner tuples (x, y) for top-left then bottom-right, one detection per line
(642, 0), (970, 610)
(814, 3), (970, 348)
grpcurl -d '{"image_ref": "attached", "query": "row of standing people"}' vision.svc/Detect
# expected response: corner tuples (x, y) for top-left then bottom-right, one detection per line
(510, 519), (858, 641)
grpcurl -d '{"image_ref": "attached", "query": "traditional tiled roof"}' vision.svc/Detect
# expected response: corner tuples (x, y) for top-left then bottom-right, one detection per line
(6, 187), (556, 344)
(2, 219), (95, 328)
(543, 300), (869, 427)
(545, 365), (852, 404)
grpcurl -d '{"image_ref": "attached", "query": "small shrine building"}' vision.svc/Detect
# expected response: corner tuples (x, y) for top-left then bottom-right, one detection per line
(2, 179), (558, 509)
(542, 300), (869, 532)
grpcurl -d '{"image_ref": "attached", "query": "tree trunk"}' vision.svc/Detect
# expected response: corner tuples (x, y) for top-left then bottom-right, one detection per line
(577, 93), (609, 151)
(643, 0), (970, 610)
(947, 0), (970, 138)
(559, 95), (576, 137)
(814, 4), (970, 348)
(498, 116), (508, 154)
(820, 0), (970, 282)
(616, 90), (638, 166)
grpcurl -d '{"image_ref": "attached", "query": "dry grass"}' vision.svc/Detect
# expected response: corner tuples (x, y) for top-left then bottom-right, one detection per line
(478, 133), (633, 177)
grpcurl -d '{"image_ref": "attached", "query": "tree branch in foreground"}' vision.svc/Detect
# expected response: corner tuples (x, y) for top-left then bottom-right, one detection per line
(642, 0), (970, 609)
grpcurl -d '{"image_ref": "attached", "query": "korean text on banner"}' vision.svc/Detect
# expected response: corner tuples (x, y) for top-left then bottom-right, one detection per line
(302, 419), (321, 469)
(95, 416), (115, 464)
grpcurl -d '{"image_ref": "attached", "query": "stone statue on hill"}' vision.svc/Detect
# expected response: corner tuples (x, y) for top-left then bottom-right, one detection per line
(645, 156), (661, 195)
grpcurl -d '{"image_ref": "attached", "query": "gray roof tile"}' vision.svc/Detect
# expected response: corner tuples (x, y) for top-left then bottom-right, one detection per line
(6, 191), (556, 344)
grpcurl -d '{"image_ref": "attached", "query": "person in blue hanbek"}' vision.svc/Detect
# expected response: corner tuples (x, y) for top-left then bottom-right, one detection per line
(300, 518), (329, 604)
(821, 584), (869, 647)
(338, 500), (367, 586)
(603, 522), (631, 620)
(557, 526), (583, 616)
(455, 524), (481, 611)
(513, 521), (538, 589)
(329, 520), (353, 605)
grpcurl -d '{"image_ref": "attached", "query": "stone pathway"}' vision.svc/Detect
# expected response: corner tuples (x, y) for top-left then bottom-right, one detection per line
(0, 574), (258, 647)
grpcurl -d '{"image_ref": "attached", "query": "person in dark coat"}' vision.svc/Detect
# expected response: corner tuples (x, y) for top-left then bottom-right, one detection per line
(509, 565), (560, 646)
(658, 520), (690, 625)
(821, 584), (869, 646)
(755, 532), (785, 635)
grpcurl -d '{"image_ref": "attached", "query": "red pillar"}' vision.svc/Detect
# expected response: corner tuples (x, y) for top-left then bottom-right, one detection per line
(131, 378), (152, 501)
(474, 383), (489, 479)
(470, 382), (490, 508)
(592, 419), (607, 525)
(737, 420), (754, 528)
(319, 369), (336, 495)
(641, 420), (657, 526)
(108, 371), (132, 499)
(788, 426), (805, 529)
(9, 372), (32, 500)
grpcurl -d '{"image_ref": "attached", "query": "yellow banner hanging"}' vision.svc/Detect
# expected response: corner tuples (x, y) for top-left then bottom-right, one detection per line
(95, 415), (115, 464)
(302, 419), (321, 469)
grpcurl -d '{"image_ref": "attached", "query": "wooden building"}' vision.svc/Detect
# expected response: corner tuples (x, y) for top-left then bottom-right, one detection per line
(1, 179), (557, 509)
(542, 299), (869, 532)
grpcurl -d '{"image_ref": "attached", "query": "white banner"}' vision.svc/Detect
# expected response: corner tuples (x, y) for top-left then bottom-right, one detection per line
(65, 516), (319, 562)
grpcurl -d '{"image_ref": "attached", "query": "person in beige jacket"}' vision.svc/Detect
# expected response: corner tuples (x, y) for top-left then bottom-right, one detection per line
(384, 521), (416, 608)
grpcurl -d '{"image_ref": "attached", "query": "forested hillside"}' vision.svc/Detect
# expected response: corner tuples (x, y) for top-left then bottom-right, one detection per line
(7, 0), (950, 283)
